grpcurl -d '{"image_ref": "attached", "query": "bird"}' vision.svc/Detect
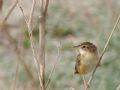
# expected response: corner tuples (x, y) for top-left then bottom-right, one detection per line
(74, 42), (99, 88)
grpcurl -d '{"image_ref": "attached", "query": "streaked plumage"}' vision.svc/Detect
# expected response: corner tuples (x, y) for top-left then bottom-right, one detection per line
(74, 42), (99, 75)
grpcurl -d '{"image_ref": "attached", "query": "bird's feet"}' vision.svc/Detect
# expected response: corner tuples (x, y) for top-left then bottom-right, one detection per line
(83, 81), (90, 89)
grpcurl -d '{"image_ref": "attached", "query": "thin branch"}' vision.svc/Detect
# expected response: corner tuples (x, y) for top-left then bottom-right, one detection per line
(45, 43), (62, 89)
(2, 0), (18, 24)
(3, 30), (37, 87)
(17, 1), (39, 65)
(88, 14), (120, 86)
(39, 0), (49, 90)
(27, 0), (39, 68)
(28, 0), (43, 88)
(28, 0), (36, 28)
(0, 0), (18, 32)
(43, 0), (49, 15)
(17, 1), (43, 88)
(0, 0), (36, 87)
(11, 59), (19, 90)
(39, 14), (46, 90)
(40, 0), (43, 14)
(17, 4), (28, 24)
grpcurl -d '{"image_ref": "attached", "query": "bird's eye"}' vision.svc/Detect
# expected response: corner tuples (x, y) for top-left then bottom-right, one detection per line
(82, 45), (86, 48)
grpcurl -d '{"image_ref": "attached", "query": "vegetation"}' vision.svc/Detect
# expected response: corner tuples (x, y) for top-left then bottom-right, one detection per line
(0, 0), (120, 90)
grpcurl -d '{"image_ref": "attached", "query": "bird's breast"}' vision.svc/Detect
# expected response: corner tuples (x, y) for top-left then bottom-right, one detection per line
(80, 53), (98, 74)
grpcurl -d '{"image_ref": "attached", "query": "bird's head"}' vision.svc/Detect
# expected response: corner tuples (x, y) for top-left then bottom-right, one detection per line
(74, 42), (97, 55)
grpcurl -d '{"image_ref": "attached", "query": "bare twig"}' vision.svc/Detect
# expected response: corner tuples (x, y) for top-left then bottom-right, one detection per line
(0, 0), (18, 31)
(28, 0), (35, 29)
(39, 12), (46, 90)
(39, 0), (49, 90)
(43, 0), (49, 15)
(28, 0), (43, 88)
(45, 43), (62, 89)
(40, 0), (43, 12)
(17, 1), (43, 88)
(11, 59), (19, 90)
(17, 0), (39, 69)
(1, 0), (18, 24)
(3, 30), (37, 87)
(0, 0), (36, 87)
(87, 14), (120, 86)
(17, 5), (28, 24)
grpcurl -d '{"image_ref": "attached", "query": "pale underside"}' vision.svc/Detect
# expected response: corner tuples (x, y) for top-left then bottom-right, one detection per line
(76, 48), (99, 75)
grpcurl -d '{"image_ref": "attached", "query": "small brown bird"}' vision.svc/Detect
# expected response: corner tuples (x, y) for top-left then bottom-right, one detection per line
(74, 42), (99, 88)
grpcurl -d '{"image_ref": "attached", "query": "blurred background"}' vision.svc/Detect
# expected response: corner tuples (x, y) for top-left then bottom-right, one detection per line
(0, 0), (120, 90)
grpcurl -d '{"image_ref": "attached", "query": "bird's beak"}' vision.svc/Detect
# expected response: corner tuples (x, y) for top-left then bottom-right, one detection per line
(73, 44), (81, 48)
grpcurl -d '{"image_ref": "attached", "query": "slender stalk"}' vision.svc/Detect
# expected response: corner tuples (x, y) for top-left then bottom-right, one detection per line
(3, 29), (36, 87)
(39, 13), (46, 90)
(39, 0), (49, 90)
(2, 0), (18, 24)
(45, 43), (61, 89)
(17, 1), (43, 88)
(11, 59), (19, 90)
(0, 0), (36, 88)
(28, 0), (43, 88)
(87, 14), (120, 87)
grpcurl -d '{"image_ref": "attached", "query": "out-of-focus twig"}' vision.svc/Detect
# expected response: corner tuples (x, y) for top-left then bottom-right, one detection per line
(11, 59), (19, 90)
(1, 0), (18, 25)
(0, 0), (37, 87)
(3, 30), (37, 87)
(43, 0), (49, 15)
(0, 0), (17, 31)
(28, 0), (43, 88)
(17, 0), (39, 70)
(39, 0), (49, 90)
(87, 14), (120, 87)
(45, 43), (62, 89)
(17, 0), (43, 88)
(28, 0), (35, 28)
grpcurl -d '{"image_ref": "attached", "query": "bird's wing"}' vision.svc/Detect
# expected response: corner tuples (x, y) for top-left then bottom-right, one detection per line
(74, 54), (81, 74)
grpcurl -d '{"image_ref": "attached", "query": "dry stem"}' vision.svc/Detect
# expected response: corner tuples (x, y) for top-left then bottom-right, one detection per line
(1, 0), (18, 25)
(39, 13), (46, 90)
(3, 30), (36, 87)
(17, 0), (43, 88)
(39, 0), (49, 90)
(11, 59), (19, 90)
(45, 43), (62, 89)
(87, 14), (120, 88)
(0, 0), (37, 87)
